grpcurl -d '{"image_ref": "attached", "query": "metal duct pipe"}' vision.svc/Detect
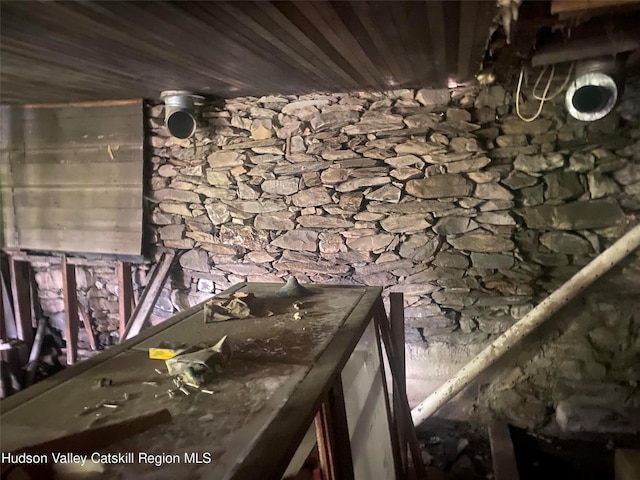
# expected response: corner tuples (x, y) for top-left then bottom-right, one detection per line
(565, 58), (621, 121)
(160, 90), (204, 139)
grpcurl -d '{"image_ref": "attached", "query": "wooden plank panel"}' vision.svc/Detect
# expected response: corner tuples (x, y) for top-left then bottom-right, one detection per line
(1, 104), (142, 149)
(10, 161), (142, 187)
(14, 206), (142, 231)
(17, 228), (142, 255)
(8, 145), (142, 165)
(13, 186), (142, 209)
(2, 100), (143, 254)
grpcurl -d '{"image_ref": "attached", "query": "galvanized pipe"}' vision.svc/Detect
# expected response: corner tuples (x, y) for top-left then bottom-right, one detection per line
(160, 90), (204, 139)
(412, 224), (640, 427)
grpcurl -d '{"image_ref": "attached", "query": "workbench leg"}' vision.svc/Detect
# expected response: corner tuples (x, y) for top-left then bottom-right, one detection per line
(374, 299), (427, 480)
(62, 256), (79, 365)
(314, 380), (355, 480)
(9, 257), (34, 346)
(374, 315), (404, 480)
(390, 292), (409, 476)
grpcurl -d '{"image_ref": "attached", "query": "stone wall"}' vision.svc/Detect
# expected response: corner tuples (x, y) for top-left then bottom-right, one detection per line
(27, 79), (640, 433)
(144, 81), (640, 433)
(32, 261), (150, 351)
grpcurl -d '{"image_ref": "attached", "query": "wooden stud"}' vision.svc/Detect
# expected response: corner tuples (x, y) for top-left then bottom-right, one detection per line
(374, 299), (426, 479)
(390, 292), (408, 475)
(117, 261), (134, 339)
(314, 381), (355, 480)
(315, 405), (336, 480)
(123, 252), (175, 340)
(78, 305), (97, 351)
(9, 258), (34, 346)
(373, 316), (403, 480)
(61, 255), (79, 365)
(488, 422), (520, 480)
(0, 268), (6, 340)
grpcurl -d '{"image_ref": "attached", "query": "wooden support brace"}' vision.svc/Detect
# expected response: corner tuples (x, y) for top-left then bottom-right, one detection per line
(390, 292), (408, 476)
(314, 380), (355, 480)
(9, 258), (34, 347)
(123, 252), (175, 340)
(61, 256), (79, 365)
(374, 299), (426, 479)
(373, 314), (403, 480)
(78, 305), (97, 351)
(488, 422), (520, 480)
(117, 261), (134, 339)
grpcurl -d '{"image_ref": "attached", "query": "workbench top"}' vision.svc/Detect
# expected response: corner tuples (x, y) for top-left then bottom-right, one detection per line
(1, 283), (382, 480)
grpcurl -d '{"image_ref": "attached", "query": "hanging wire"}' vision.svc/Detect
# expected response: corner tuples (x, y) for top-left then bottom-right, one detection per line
(515, 64), (555, 122)
(532, 62), (575, 101)
(515, 62), (576, 122)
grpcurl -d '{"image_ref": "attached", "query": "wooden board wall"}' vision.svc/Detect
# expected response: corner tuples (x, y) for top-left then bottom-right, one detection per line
(0, 100), (144, 255)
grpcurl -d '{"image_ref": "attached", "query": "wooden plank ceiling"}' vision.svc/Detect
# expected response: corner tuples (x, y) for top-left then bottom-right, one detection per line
(0, 1), (497, 104)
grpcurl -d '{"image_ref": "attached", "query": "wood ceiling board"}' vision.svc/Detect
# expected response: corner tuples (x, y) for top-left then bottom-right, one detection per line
(0, 1), (497, 104)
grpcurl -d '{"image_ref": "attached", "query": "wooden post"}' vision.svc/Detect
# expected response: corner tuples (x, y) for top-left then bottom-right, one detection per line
(117, 261), (134, 339)
(62, 255), (79, 365)
(123, 252), (175, 340)
(314, 381), (355, 480)
(373, 316), (403, 480)
(374, 299), (426, 479)
(489, 422), (520, 480)
(0, 268), (5, 340)
(390, 292), (408, 475)
(9, 257), (34, 346)
(78, 305), (97, 351)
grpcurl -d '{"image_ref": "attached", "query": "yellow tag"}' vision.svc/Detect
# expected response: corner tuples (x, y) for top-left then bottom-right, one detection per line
(149, 348), (181, 360)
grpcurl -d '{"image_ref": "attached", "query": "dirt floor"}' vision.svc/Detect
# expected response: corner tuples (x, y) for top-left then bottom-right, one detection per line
(418, 418), (640, 480)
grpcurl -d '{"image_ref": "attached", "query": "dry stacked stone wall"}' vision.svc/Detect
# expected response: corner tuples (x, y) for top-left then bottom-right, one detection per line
(146, 81), (640, 433)
(32, 262), (150, 351)
(28, 80), (640, 433)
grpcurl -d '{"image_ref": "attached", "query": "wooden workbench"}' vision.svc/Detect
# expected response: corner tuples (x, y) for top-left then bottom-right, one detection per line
(1, 283), (395, 480)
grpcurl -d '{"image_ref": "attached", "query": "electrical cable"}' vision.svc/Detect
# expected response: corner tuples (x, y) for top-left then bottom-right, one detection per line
(515, 64), (554, 122)
(533, 62), (575, 101)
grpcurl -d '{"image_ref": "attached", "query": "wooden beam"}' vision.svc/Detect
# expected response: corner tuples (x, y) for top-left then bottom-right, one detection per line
(6, 251), (145, 267)
(390, 292), (408, 475)
(314, 381), (355, 480)
(551, 0), (640, 15)
(61, 255), (79, 365)
(78, 305), (97, 351)
(488, 422), (520, 480)
(122, 252), (175, 340)
(373, 315), (403, 480)
(9, 258), (33, 346)
(374, 298), (426, 479)
(117, 261), (134, 339)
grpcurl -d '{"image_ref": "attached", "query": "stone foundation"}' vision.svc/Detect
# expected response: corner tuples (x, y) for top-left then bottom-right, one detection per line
(29, 79), (640, 433)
